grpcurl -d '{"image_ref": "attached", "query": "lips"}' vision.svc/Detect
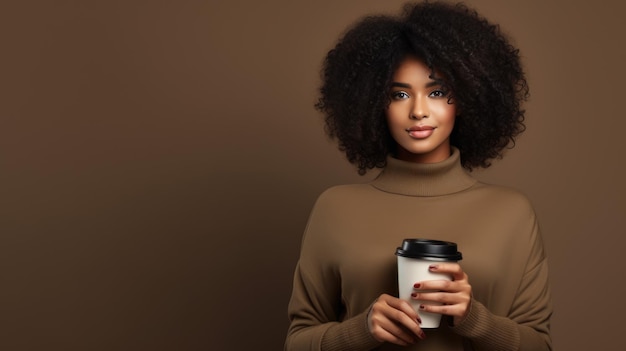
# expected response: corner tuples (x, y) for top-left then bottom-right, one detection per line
(406, 126), (435, 139)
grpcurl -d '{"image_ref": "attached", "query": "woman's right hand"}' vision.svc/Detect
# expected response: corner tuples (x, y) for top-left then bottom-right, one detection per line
(367, 294), (426, 346)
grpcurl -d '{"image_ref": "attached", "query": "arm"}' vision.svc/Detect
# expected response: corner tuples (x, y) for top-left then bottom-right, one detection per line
(285, 261), (382, 351)
(452, 255), (552, 350)
(416, 216), (552, 350)
(452, 222), (552, 351)
(284, 193), (383, 351)
(285, 190), (424, 351)
(286, 264), (425, 351)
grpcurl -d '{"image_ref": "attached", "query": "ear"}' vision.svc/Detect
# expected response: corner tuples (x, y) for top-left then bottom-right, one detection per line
(449, 98), (461, 116)
(453, 100), (461, 116)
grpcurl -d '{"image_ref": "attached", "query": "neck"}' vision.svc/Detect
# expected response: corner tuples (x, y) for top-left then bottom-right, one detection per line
(394, 144), (452, 164)
(371, 147), (477, 197)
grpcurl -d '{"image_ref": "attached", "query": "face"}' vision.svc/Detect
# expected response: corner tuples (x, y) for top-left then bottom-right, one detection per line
(386, 56), (456, 164)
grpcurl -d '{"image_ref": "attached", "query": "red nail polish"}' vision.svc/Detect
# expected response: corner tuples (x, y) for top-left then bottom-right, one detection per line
(429, 264), (438, 270)
(413, 283), (421, 288)
(419, 304), (425, 310)
(411, 292), (417, 298)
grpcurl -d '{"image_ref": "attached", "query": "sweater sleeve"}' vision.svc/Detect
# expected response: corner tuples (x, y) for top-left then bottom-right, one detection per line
(284, 193), (382, 351)
(285, 262), (381, 351)
(452, 215), (552, 351)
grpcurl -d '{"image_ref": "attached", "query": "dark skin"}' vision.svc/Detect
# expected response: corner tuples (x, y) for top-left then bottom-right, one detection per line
(367, 262), (472, 345)
(367, 57), (473, 346)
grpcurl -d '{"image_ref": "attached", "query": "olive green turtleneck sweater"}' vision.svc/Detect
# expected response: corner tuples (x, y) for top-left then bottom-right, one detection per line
(286, 148), (552, 351)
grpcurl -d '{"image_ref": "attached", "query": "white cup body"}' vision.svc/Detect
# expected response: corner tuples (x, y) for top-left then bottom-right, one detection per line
(397, 256), (453, 328)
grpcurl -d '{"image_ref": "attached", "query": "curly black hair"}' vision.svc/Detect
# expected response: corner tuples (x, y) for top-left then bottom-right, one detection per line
(315, 1), (528, 174)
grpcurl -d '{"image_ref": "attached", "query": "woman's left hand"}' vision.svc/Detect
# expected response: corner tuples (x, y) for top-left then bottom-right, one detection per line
(411, 263), (472, 326)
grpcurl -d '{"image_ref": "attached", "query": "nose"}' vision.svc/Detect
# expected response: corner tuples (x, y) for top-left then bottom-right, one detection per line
(410, 95), (429, 120)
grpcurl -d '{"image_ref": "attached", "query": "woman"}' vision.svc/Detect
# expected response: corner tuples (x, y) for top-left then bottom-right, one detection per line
(285, 2), (552, 350)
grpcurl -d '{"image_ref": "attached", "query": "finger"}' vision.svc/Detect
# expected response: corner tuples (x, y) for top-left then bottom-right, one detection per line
(386, 297), (421, 321)
(419, 301), (466, 317)
(416, 279), (457, 293)
(428, 263), (466, 281)
(381, 300), (425, 339)
(414, 290), (470, 305)
(369, 298), (425, 344)
(372, 326), (410, 346)
(414, 290), (471, 322)
(412, 291), (448, 303)
(377, 318), (420, 344)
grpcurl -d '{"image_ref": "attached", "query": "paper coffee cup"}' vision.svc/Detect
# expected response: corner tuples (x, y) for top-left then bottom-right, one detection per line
(396, 239), (462, 328)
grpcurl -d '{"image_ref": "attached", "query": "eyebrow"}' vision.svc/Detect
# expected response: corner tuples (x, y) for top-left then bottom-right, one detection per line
(391, 82), (412, 88)
(391, 80), (442, 89)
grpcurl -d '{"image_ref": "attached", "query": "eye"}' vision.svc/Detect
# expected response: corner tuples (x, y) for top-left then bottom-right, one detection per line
(429, 89), (448, 98)
(391, 91), (410, 100)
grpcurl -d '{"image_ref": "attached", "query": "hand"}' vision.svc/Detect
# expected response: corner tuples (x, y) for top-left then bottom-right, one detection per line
(411, 263), (472, 326)
(367, 293), (426, 346)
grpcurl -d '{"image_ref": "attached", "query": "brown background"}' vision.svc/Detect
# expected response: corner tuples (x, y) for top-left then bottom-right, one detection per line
(1, 0), (625, 350)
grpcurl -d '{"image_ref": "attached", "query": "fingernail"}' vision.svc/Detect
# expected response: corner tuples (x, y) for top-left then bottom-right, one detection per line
(411, 292), (417, 298)
(417, 317), (422, 324)
(419, 304), (426, 310)
(420, 330), (427, 339)
(429, 264), (438, 270)
(413, 283), (421, 288)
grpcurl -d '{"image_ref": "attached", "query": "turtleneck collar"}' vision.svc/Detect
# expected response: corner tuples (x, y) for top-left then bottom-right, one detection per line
(370, 147), (477, 197)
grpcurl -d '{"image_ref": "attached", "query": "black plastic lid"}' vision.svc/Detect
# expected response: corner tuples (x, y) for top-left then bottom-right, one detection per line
(395, 238), (462, 261)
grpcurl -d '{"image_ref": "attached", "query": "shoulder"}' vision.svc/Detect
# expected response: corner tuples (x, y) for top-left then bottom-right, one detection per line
(300, 184), (374, 255)
(469, 182), (537, 216)
(314, 184), (374, 206)
(306, 184), (377, 222)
